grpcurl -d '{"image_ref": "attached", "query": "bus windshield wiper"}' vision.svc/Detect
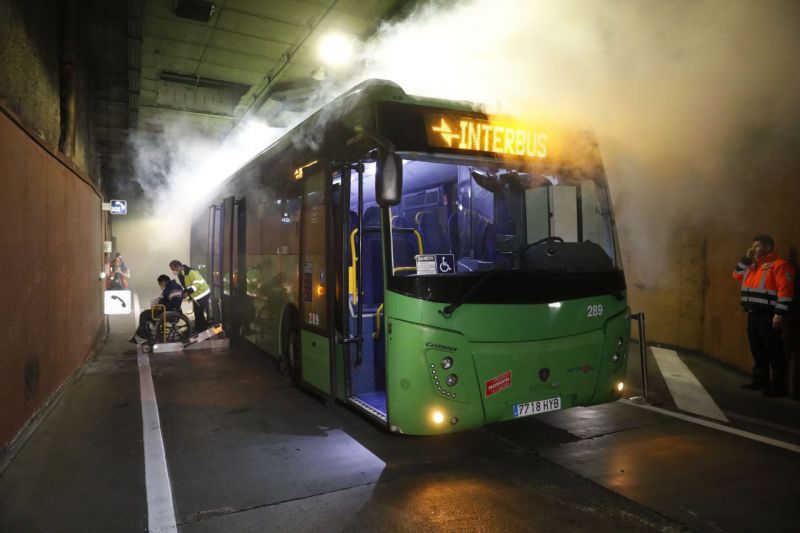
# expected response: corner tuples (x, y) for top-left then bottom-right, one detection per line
(439, 271), (494, 319)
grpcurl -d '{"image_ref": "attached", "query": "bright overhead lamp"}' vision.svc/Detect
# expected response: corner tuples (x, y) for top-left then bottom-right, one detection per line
(318, 33), (355, 67)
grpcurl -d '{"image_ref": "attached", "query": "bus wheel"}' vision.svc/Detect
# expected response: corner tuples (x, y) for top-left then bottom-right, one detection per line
(280, 304), (301, 386)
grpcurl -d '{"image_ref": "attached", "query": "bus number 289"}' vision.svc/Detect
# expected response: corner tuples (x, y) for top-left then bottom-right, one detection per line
(587, 304), (604, 317)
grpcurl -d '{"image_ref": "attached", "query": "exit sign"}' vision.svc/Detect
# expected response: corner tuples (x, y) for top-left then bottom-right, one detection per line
(110, 199), (127, 215)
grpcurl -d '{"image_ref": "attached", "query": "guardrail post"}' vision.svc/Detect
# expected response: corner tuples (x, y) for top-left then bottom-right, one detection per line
(631, 312), (649, 404)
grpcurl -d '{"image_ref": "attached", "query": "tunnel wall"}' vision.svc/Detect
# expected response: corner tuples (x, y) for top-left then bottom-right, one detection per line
(623, 156), (800, 382)
(0, 108), (105, 452)
(0, 0), (106, 454)
(0, 0), (61, 150)
(0, 0), (97, 180)
(701, 158), (800, 374)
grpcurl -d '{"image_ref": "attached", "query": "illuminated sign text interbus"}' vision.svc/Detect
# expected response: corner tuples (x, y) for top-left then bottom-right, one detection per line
(425, 113), (549, 158)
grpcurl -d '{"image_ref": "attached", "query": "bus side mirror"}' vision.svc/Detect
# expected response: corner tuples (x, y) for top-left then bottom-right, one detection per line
(376, 151), (403, 206)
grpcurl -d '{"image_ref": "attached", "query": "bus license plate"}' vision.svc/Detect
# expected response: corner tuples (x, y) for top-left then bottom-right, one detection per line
(513, 397), (561, 418)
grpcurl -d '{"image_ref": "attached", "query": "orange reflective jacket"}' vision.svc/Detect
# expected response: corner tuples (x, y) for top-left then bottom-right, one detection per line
(733, 251), (795, 315)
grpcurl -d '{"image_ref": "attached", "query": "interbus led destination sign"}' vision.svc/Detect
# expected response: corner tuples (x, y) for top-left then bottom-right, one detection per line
(425, 113), (549, 158)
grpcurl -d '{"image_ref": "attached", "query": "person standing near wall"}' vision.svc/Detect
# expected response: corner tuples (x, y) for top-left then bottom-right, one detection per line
(113, 252), (129, 277)
(169, 260), (211, 332)
(734, 235), (795, 397)
(106, 256), (129, 290)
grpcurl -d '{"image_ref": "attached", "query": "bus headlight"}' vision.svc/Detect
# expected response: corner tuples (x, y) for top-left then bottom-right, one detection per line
(432, 410), (445, 424)
(441, 357), (453, 369)
(617, 337), (624, 348)
(445, 374), (458, 387)
(616, 382), (624, 392)
(612, 353), (620, 363)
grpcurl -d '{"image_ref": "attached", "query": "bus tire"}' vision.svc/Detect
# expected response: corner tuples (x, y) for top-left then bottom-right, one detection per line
(280, 304), (301, 386)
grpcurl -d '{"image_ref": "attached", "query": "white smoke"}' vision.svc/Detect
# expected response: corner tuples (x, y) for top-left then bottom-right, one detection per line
(345, 0), (800, 284)
(124, 0), (800, 290)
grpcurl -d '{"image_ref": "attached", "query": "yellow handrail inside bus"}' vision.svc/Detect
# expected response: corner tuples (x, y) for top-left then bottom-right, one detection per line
(350, 225), (426, 299)
(349, 228), (358, 305)
(150, 304), (166, 342)
(413, 229), (423, 255)
(372, 303), (384, 339)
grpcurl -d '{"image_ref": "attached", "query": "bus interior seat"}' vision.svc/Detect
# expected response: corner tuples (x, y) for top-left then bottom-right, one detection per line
(416, 211), (448, 254)
(390, 215), (420, 269)
(448, 210), (461, 257)
(352, 206), (383, 311)
(362, 205), (381, 228)
(448, 210), (501, 271)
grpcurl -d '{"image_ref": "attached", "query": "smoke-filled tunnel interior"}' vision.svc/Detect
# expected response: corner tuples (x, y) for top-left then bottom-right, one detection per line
(1, 0), (799, 531)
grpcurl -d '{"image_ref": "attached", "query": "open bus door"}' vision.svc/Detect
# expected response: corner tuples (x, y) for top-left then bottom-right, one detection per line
(209, 195), (249, 335)
(207, 202), (223, 324)
(340, 162), (389, 424)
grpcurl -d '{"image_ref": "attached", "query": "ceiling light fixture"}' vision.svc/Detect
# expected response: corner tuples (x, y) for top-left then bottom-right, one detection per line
(318, 33), (355, 67)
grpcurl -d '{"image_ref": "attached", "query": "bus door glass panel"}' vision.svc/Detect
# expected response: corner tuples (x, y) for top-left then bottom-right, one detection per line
(233, 197), (256, 337)
(300, 167), (331, 393)
(346, 161), (386, 413)
(208, 204), (224, 324)
(190, 210), (210, 281)
(301, 172), (327, 331)
(250, 187), (300, 356)
(220, 196), (235, 329)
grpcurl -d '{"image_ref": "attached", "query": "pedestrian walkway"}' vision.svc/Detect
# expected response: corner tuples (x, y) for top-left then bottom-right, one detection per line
(625, 342), (800, 446)
(0, 314), (147, 533)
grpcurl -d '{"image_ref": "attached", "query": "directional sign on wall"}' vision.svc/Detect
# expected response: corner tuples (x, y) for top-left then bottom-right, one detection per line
(104, 290), (132, 315)
(109, 199), (127, 215)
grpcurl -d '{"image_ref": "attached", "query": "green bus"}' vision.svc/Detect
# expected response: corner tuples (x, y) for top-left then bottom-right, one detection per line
(190, 80), (630, 435)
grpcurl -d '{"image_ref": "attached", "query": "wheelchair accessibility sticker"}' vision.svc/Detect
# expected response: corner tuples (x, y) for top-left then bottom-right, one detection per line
(104, 290), (132, 315)
(415, 254), (455, 275)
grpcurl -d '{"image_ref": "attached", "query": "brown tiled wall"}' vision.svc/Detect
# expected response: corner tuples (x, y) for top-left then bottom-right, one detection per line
(623, 158), (799, 378)
(0, 110), (104, 450)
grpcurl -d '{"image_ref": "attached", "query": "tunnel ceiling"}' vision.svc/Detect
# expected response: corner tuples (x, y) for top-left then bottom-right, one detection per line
(87, 0), (417, 196)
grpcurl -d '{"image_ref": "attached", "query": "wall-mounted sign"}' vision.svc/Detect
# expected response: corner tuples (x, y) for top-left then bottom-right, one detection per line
(109, 199), (127, 215)
(104, 290), (132, 315)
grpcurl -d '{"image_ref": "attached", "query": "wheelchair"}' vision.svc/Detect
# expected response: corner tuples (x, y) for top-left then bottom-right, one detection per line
(145, 305), (192, 345)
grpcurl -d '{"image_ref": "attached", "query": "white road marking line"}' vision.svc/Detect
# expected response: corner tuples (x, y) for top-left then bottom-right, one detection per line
(624, 400), (800, 455)
(137, 345), (178, 532)
(725, 412), (800, 437)
(650, 347), (729, 422)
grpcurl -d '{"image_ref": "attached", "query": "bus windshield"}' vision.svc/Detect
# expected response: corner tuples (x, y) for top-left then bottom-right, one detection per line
(388, 155), (618, 276)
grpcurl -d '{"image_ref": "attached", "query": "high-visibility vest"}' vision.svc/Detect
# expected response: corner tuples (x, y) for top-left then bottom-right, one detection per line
(179, 267), (211, 300)
(733, 251), (795, 315)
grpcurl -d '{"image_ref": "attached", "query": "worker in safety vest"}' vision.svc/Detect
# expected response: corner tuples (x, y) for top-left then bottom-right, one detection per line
(733, 234), (795, 397)
(169, 260), (211, 332)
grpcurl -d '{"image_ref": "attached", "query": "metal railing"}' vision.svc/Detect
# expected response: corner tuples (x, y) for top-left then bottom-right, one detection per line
(631, 312), (649, 404)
